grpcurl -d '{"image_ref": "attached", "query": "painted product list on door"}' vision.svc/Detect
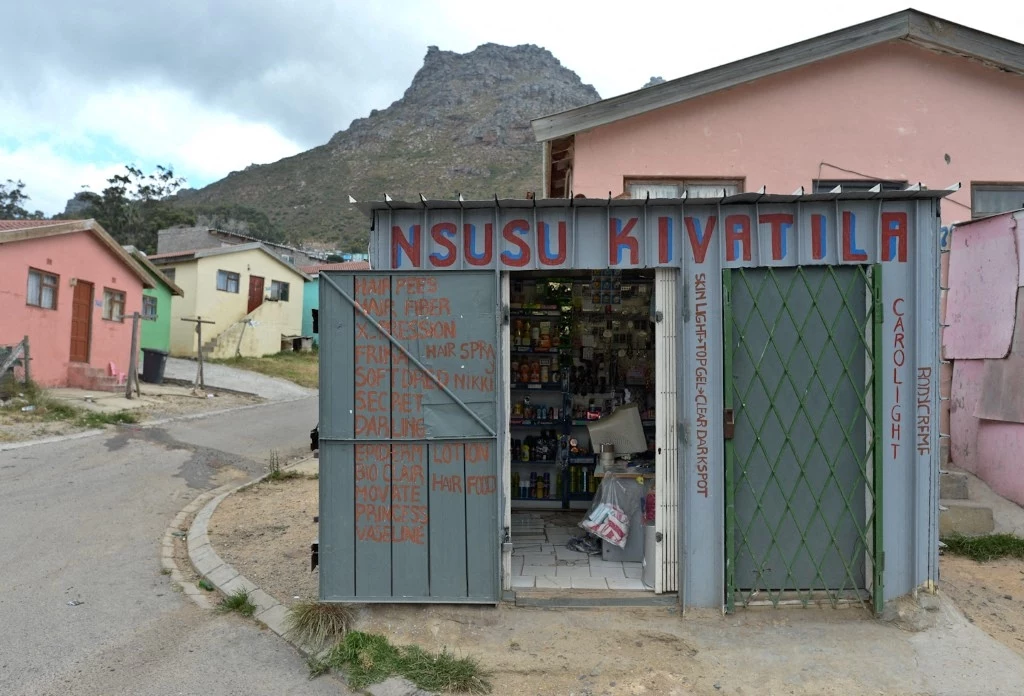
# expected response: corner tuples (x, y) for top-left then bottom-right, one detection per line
(351, 274), (497, 548)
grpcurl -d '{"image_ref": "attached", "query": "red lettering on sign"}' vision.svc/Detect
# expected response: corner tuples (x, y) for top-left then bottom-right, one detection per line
(429, 222), (457, 268)
(394, 277), (438, 294)
(685, 217), (716, 264)
(537, 221), (567, 266)
(392, 224), (421, 268)
(759, 213), (793, 261)
(467, 475), (497, 495)
(724, 214), (751, 262)
(464, 223), (493, 266)
(609, 217), (639, 266)
(432, 473), (463, 492)
(881, 212), (908, 263)
(500, 219), (531, 267)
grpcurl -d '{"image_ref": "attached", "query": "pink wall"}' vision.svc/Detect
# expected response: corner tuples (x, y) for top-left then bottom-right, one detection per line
(0, 232), (144, 387)
(571, 42), (1024, 229)
(948, 212), (1024, 506)
(569, 40), (1024, 469)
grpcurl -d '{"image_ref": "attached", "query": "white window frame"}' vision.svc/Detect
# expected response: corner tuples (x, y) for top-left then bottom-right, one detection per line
(142, 295), (158, 321)
(626, 178), (743, 199)
(971, 182), (1024, 219)
(217, 269), (240, 293)
(27, 268), (59, 310)
(103, 288), (126, 322)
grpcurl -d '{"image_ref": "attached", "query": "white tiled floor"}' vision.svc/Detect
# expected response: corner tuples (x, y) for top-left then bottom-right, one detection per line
(510, 511), (650, 591)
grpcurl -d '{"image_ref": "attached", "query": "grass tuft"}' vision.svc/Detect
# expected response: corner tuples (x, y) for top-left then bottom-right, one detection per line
(265, 450), (304, 481)
(942, 533), (1024, 562)
(212, 351), (319, 389)
(307, 654), (330, 679)
(326, 631), (491, 693)
(1, 379), (139, 429)
(216, 588), (257, 617)
(285, 601), (356, 651)
(77, 410), (139, 428)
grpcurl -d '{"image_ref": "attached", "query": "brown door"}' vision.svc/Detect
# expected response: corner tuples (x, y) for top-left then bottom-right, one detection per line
(248, 275), (265, 314)
(70, 280), (94, 363)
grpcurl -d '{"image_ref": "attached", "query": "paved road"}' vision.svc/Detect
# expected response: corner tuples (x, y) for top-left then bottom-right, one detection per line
(164, 357), (314, 402)
(0, 394), (349, 695)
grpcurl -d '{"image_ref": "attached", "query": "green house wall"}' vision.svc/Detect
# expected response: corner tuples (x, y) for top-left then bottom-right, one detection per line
(140, 279), (174, 354)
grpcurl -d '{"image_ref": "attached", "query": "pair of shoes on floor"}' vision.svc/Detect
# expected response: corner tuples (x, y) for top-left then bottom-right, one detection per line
(566, 534), (601, 555)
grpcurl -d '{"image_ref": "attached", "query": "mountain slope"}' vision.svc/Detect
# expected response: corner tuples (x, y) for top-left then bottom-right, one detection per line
(175, 44), (600, 251)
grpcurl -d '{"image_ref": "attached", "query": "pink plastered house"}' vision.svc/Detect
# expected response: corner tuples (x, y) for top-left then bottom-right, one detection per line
(532, 7), (1024, 470)
(945, 209), (1024, 506)
(0, 220), (154, 389)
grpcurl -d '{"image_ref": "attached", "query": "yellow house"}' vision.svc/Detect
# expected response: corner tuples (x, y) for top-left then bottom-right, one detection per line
(148, 243), (311, 358)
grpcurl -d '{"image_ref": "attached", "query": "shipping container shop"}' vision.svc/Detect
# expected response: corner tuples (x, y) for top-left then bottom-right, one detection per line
(316, 188), (950, 611)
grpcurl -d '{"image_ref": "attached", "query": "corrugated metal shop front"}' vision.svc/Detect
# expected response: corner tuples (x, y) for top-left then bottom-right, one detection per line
(317, 188), (950, 609)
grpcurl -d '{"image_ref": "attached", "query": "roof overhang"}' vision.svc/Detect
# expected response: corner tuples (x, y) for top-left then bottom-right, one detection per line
(150, 242), (312, 280)
(0, 219), (155, 289)
(357, 185), (958, 218)
(531, 9), (1024, 142)
(124, 246), (185, 296)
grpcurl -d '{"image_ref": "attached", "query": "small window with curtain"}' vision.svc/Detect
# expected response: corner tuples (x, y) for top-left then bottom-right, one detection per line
(972, 183), (1024, 219)
(626, 179), (742, 199)
(142, 295), (158, 320)
(26, 268), (59, 309)
(162, 268), (176, 283)
(217, 270), (240, 293)
(103, 288), (125, 322)
(270, 280), (290, 302)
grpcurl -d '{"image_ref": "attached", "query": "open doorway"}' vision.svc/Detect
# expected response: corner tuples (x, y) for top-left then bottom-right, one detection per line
(505, 269), (658, 592)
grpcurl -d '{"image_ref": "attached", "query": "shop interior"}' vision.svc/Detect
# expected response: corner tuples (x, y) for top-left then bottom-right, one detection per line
(508, 269), (657, 592)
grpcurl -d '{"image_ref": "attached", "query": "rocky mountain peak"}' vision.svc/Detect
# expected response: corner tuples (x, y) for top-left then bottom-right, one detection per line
(180, 43), (600, 250)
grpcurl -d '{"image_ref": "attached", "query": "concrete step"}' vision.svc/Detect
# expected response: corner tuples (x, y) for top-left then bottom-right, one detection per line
(940, 470), (970, 500)
(939, 499), (995, 537)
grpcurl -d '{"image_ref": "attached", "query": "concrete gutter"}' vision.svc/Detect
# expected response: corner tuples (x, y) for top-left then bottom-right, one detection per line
(182, 458), (432, 696)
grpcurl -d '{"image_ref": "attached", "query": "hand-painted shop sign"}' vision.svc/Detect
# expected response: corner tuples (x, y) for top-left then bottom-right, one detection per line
(372, 201), (922, 271)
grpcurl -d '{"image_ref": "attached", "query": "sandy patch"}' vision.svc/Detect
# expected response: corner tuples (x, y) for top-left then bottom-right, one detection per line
(940, 553), (1024, 658)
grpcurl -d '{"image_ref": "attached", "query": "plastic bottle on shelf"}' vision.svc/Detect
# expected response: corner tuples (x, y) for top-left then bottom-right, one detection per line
(645, 484), (656, 524)
(521, 441), (530, 462)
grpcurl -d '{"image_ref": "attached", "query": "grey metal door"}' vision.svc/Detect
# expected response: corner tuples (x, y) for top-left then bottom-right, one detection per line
(724, 266), (882, 610)
(318, 270), (501, 602)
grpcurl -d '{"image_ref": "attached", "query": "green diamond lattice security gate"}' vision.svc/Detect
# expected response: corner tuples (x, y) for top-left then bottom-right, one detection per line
(723, 266), (883, 613)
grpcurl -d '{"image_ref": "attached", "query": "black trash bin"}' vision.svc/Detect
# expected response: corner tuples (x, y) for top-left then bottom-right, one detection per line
(141, 348), (168, 384)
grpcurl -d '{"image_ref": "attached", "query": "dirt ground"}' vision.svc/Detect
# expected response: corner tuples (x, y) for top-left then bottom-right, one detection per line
(0, 387), (261, 444)
(209, 468), (1024, 695)
(209, 472), (320, 606)
(939, 554), (1024, 658)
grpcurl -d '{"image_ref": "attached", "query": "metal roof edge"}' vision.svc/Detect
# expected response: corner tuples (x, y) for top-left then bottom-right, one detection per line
(531, 8), (1022, 142)
(950, 207), (1024, 228)
(125, 247), (185, 296)
(358, 187), (956, 213)
(192, 243), (313, 281)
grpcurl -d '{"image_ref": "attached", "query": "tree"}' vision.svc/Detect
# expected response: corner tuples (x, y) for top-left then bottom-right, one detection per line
(0, 180), (45, 220)
(77, 165), (195, 253)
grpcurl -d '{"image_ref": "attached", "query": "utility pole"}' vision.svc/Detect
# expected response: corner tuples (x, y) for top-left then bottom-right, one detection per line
(125, 313), (141, 399)
(180, 316), (215, 391)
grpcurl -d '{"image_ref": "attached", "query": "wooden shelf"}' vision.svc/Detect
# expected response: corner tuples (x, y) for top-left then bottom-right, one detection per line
(510, 419), (562, 427)
(510, 382), (562, 391)
(511, 347), (562, 355)
(511, 460), (558, 466)
(510, 499), (563, 509)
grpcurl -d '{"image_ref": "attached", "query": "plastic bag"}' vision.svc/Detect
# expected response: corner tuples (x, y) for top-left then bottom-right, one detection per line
(579, 477), (631, 548)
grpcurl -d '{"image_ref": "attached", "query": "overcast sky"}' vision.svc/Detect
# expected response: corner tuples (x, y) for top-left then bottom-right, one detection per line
(2, 0), (1021, 215)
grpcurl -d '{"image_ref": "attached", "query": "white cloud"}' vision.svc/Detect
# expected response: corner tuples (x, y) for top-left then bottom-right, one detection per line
(74, 83), (303, 180)
(0, 79), (303, 215)
(0, 144), (122, 216)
